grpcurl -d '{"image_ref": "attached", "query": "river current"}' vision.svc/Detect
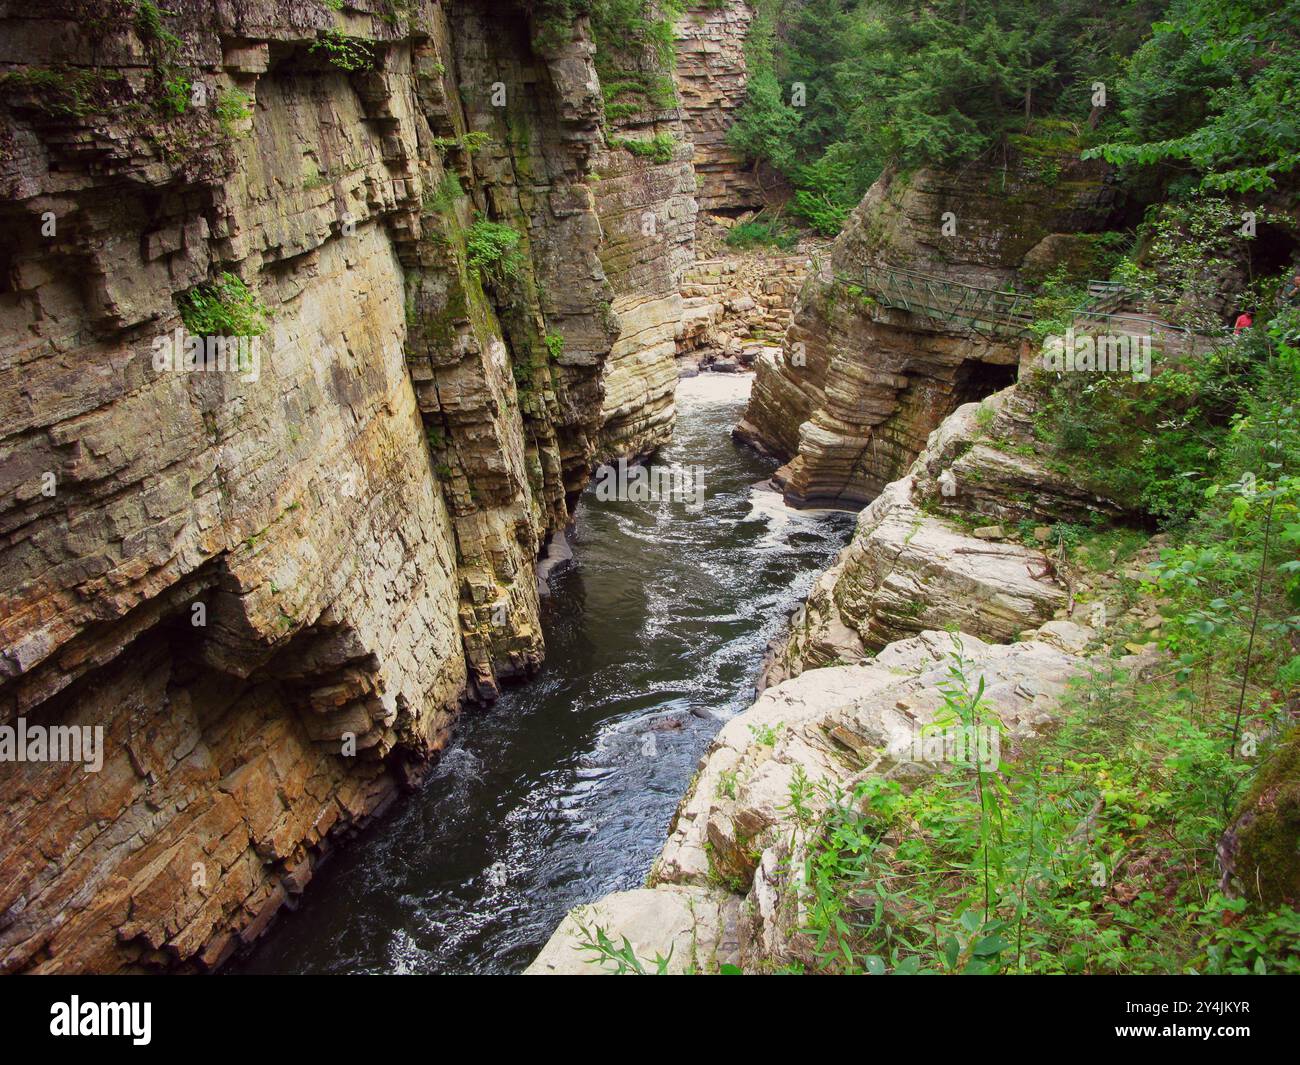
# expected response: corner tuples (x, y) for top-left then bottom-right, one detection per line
(238, 373), (853, 974)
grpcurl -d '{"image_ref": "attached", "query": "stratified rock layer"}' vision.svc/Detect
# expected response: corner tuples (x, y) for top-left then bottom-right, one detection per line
(590, 17), (698, 461)
(673, 2), (765, 214)
(0, 0), (686, 972)
(738, 156), (1120, 506)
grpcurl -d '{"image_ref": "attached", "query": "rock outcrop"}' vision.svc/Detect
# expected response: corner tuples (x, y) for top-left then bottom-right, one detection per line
(767, 474), (1068, 680)
(764, 384), (1131, 685)
(525, 884), (741, 975)
(528, 629), (1094, 972)
(673, 2), (765, 215)
(1221, 727), (1300, 908)
(737, 152), (1122, 506)
(0, 1), (686, 972)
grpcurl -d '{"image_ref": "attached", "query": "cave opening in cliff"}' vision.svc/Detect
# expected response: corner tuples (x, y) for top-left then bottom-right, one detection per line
(952, 357), (1018, 407)
(1248, 221), (1300, 285)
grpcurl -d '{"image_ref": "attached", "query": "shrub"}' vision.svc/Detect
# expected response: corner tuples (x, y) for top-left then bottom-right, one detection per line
(724, 219), (798, 252)
(215, 88), (253, 137)
(178, 273), (268, 337)
(311, 29), (375, 72)
(465, 216), (524, 283)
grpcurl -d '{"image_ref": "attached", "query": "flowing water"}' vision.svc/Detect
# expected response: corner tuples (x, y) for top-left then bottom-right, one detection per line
(238, 374), (854, 975)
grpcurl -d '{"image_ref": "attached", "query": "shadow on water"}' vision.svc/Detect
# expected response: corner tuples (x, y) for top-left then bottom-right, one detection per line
(236, 374), (855, 974)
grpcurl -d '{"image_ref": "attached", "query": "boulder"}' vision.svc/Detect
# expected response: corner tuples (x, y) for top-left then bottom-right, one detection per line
(772, 477), (1066, 681)
(524, 886), (741, 975)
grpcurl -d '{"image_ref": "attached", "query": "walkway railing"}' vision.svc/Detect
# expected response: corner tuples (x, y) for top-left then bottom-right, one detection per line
(861, 266), (1035, 338)
(850, 264), (1231, 354)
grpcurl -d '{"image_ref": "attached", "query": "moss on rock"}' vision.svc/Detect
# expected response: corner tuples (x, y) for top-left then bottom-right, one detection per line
(1227, 725), (1300, 907)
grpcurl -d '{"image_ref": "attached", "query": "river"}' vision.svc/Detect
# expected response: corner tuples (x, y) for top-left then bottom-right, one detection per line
(237, 373), (854, 974)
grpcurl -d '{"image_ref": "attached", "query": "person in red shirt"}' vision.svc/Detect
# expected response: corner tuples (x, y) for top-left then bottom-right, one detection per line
(1234, 311), (1253, 334)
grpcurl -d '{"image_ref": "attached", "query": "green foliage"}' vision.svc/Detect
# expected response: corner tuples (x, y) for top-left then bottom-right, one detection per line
(788, 142), (876, 235)
(589, 0), (683, 68)
(215, 88), (253, 137)
(1036, 340), (1243, 528)
(748, 721), (782, 747)
(431, 131), (492, 155)
(1128, 198), (1276, 331)
(465, 215), (524, 284)
(795, 649), (1295, 974)
(134, 1), (182, 53)
(610, 132), (677, 163)
(1027, 200), (1300, 529)
(727, 0), (1153, 229)
(724, 216), (798, 251)
(160, 73), (191, 116)
(177, 272), (269, 337)
(0, 67), (121, 118)
(726, 66), (801, 175)
(544, 333), (565, 361)
(1087, 0), (1300, 193)
(311, 28), (375, 72)
(572, 912), (674, 974)
(601, 73), (677, 123)
(1149, 313), (1300, 691)
(425, 172), (466, 216)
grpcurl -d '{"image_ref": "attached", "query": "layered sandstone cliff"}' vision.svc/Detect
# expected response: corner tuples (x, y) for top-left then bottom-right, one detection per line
(673, 2), (764, 215)
(589, 10), (697, 461)
(0, 0), (692, 972)
(736, 152), (1122, 506)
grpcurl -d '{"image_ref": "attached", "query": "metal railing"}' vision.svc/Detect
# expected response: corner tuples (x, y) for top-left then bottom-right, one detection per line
(850, 264), (1231, 353)
(860, 266), (1036, 337)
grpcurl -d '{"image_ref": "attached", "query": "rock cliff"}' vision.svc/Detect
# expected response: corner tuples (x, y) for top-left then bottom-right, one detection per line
(736, 151), (1123, 506)
(527, 148), (1161, 974)
(673, 2), (764, 216)
(0, 0), (700, 972)
(589, 7), (697, 461)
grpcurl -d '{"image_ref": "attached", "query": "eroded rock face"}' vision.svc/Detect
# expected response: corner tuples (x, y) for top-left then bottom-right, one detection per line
(766, 475), (1068, 684)
(737, 157), (1121, 506)
(528, 630), (1090, 971)
(673, 2), (764, 215)
(590, 19), (698, 462)
(0, 1), (683, 972)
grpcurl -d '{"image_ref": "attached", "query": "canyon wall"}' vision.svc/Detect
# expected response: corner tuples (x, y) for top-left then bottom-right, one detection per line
(674, 2), (764, 215)
(589, 11), (697, 462)
(737, 152), (1122, 506)
(0, 0), (688, 972)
